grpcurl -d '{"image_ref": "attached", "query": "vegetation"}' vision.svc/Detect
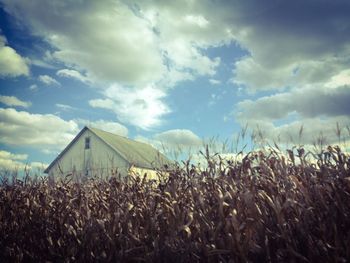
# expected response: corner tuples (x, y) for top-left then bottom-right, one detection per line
(0, 144), (350, 262)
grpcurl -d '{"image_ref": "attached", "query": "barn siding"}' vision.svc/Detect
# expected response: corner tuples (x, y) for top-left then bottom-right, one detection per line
(129, 166), (169, 182)
(48, 129), (129, 181)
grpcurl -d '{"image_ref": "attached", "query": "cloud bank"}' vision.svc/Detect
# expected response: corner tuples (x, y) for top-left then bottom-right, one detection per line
(0, 35), (29, 77)
(1, 0), (350, 143)
(0, 95), (31, 108)
(0, 107), (129, 153)
(89, 84), (170, 130)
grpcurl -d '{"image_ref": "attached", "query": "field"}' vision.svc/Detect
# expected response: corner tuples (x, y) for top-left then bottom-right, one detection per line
(0, 145), (350, 262)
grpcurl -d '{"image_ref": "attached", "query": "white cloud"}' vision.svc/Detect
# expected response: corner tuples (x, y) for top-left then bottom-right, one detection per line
(1, 1), (231, 86)
(325, 69), (350, 89)
(89, 84), (170, 130)
(29, 161), (48, 170)
(55, 103), (75, 111)
(209, 79), (221, 85)
(233, 57), (295, 91)
(38, 75), (60, 86)
(135, 129), (203, 160)
(29, 84), (38, 91)
(236, 85), (350, 121)
(75, 119), (128, 137)
(161, 38), (221, 77)
(233, 57), (348, 92)
(0, 95), (31, 108)
(136, 129), (241, 164)
(2, 0), (350, 93)
(184, 15), (210, 28)
(0, 35), (29, 77)
(1, 1), (165, 85)
(0, 150), (47, 171)
(29, 58), (56, 69)
(0, 150), (27, 161)
(0, 107), (79, 150)
(56, 69), (89, 83)
(235, 81), (350, 144)
(0, 0), (238, 130)
(0, 107), (128, 155)
(89, 120), (128, 137)
(154, 129), (202, 147)
(4, 0), (350, 135)
(244, 117), (350, 146)
(141, 5), (226, 80)
(0, 150), (28, 170)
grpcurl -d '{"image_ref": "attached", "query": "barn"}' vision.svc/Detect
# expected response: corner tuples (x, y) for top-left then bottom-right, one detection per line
(44, 126), (171, 181)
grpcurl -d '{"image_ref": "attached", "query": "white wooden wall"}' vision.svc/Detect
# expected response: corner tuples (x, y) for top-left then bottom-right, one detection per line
(48, 129), (129, 181)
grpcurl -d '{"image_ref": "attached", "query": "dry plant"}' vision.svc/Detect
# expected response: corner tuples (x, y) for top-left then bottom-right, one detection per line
(1, 141), (350, 262)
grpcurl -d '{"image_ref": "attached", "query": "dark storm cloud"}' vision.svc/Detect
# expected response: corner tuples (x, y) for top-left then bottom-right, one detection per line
(226, 0), (350, 90)
(232, 0), (350, 54)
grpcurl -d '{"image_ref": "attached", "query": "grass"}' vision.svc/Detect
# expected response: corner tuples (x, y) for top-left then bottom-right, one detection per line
(0, 143), (350, 262)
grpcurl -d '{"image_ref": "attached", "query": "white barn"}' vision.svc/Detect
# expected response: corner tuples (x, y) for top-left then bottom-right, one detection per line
(44, 126), (171, 181)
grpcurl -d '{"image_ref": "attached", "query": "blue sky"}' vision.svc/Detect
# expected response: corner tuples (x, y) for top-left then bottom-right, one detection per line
(1, 0), (350, 170)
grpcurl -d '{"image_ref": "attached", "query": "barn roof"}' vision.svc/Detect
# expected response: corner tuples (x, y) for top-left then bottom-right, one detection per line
(88, 127), (171, 169)
(44, 126), (171, 173)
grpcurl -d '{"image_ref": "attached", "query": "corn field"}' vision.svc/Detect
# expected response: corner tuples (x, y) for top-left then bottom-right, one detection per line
(1, 145), (350, 262)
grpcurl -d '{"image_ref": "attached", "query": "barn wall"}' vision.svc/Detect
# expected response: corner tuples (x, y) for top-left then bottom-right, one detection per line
(48, 129), (129, 181)
(129, 166), (169, 182)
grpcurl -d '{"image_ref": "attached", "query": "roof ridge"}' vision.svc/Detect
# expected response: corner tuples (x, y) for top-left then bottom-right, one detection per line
(87, 126), (167, 169)
(88, 126), (154, 149)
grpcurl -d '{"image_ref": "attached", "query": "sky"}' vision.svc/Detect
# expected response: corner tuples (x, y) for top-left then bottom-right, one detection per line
(1, 0), (350, 171)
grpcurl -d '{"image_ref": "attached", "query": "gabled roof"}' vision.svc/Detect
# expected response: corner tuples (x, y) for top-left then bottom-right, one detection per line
(88, 127), (171, 169)
(44, 126), (171, 173)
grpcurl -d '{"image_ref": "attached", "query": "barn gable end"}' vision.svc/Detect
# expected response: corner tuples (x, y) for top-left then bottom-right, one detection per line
(44, 126), (170, 180)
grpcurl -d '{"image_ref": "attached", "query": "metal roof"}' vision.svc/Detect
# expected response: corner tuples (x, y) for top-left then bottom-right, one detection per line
(88, 127), (171, 169)
(44, 126), (171, 173)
